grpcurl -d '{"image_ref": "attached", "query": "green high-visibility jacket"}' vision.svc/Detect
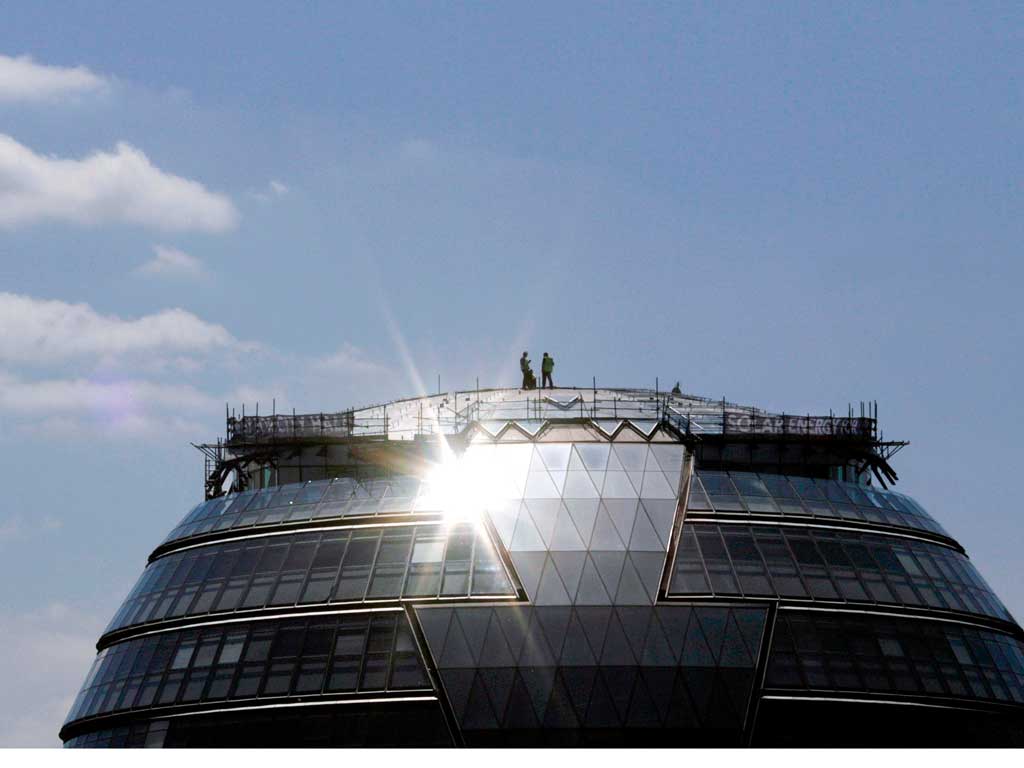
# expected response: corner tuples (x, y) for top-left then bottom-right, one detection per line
(542, 357), (554, 373)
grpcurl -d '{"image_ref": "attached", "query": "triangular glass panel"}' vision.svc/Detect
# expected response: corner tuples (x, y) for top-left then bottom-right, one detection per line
(549, 506), (587, 551)
(616, 606), (653, 660)
(576, 443), (610, 472)
(440, 669), (475, 724)
(589, 507), (626, 550)
(564, 499), (599, 542)
(518, 666), (557, 721)
(639, 666), (676, 723)
(567, 447), (588, 472)
(486, 498), (522, 550)
(628, 508), (664, 552)
(524, 471), (561, 500)
(542, 674), (580, 729)
(628, 419), (660, 438)
(494, 606), (530, 661)
(575, 606), (612, 658)
(641, 612), (678, 665)
(519, 611), (558, 666)
(478, 667), (516, 723)
(537, 444), (571, 473)
(601, 667), (638, 722)
(665, 670), (700, 729)
(479, 420), (508, 436)
(655, 606), (693, 661)
(462, 672), (500, 730)
(601, 471), (639, 499)
(548, 471), (567, 496)
(613, 444), (648, 471)
(560, 667), (597, 723)
(525, 499), (561, 547)
(732, 608), (768, 659)
(630, 551), (667, 603)
(718, 612), (754, 668)
(414, 606), (452, 660)
(535, 558), (573, 606)
(604, 499), (638, 544)
(605, 447), (625, 472)
(535, 606), (572, 661)
(591, 551), (627, 597)
(574, 556), (613, 606)
(562, 471), (599, 499)
(509, 508), (546, 551)
(586, 469), (606, 496)
(439, 616), (477, 668)
(585, 671), (623, 727)
(679, 613), (716, 666)
(454, 608), (490, 663)
(695, 608), (729, 664)
(559, 612), (598, 666)
(640, 471), (677, 500)
(614, 558), (653, 605)
(720, 667), (757, 724)
(528, 447), (548, 472)
(641, 500), (678, 548)
(479, 611), (517, 667)
(650, 445), (685, 478)
(625, 674), (661, 726)
(503, 672), (541, 729)
(599, 611), (637, 664)
(509, 551), (547, 600)
(627, 469), (646, 495)
(550, 550), (586, 597)
(593, 419), (623, 438)
(497, 427), (530, 442)
(513, 420), (544, 437)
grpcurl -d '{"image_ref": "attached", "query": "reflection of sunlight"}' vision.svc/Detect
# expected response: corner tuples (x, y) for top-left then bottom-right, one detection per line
(421, 443), (504, 526)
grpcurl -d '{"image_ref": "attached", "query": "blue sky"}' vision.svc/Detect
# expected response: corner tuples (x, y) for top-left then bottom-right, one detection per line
(1, 2), (1022, 746)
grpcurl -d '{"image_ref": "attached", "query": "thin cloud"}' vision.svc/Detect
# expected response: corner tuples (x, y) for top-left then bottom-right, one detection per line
(136, 244), (206, 279)
(0, 292), (235, 365)
(0, 53), (108, 103)
(248, 178), (290, 202)
(0, 134), (238, 231)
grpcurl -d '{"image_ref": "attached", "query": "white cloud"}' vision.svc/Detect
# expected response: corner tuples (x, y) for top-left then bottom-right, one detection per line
(249, 178), (290, 202)
(0, 292), (235, 365)
(0, 134), (238, 231)
(0, 54), (108, 103)
(0, 603), (104, 747)
(136, 244), (206, 279)
(311, 343), (389, 376)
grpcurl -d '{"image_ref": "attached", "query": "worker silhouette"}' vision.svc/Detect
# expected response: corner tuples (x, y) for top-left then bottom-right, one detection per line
(671, 381), (682, 396)
(520, 351), (535, 390)
(541, 352), (555, 389)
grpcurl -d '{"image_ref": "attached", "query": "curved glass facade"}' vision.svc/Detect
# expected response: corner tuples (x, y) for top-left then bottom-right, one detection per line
(766, 611), (1024, 704)
(106, 523), (516, 635)
(61, 389), (1024, 747)
(688, 470), (950, 538)
(67, 612), (431, 727)
(670, 522), (1012, 621)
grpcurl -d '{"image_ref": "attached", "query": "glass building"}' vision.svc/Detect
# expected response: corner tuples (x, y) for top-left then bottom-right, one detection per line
(61, 388), (1024, 747)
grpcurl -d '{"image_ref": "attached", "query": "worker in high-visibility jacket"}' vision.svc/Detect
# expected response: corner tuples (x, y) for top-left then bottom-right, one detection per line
(541, 352), (555, 389)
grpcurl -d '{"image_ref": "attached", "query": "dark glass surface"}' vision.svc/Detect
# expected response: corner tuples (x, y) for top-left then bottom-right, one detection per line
(669, 522), (1011, 621)
(107, 523), (514, 634)
(415, 603), (767, 741)
(63, 701), (452, 748)
(66, 612), (430, 727)
(688, 471), (950, 537)
(766, 611), (1024, 704)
